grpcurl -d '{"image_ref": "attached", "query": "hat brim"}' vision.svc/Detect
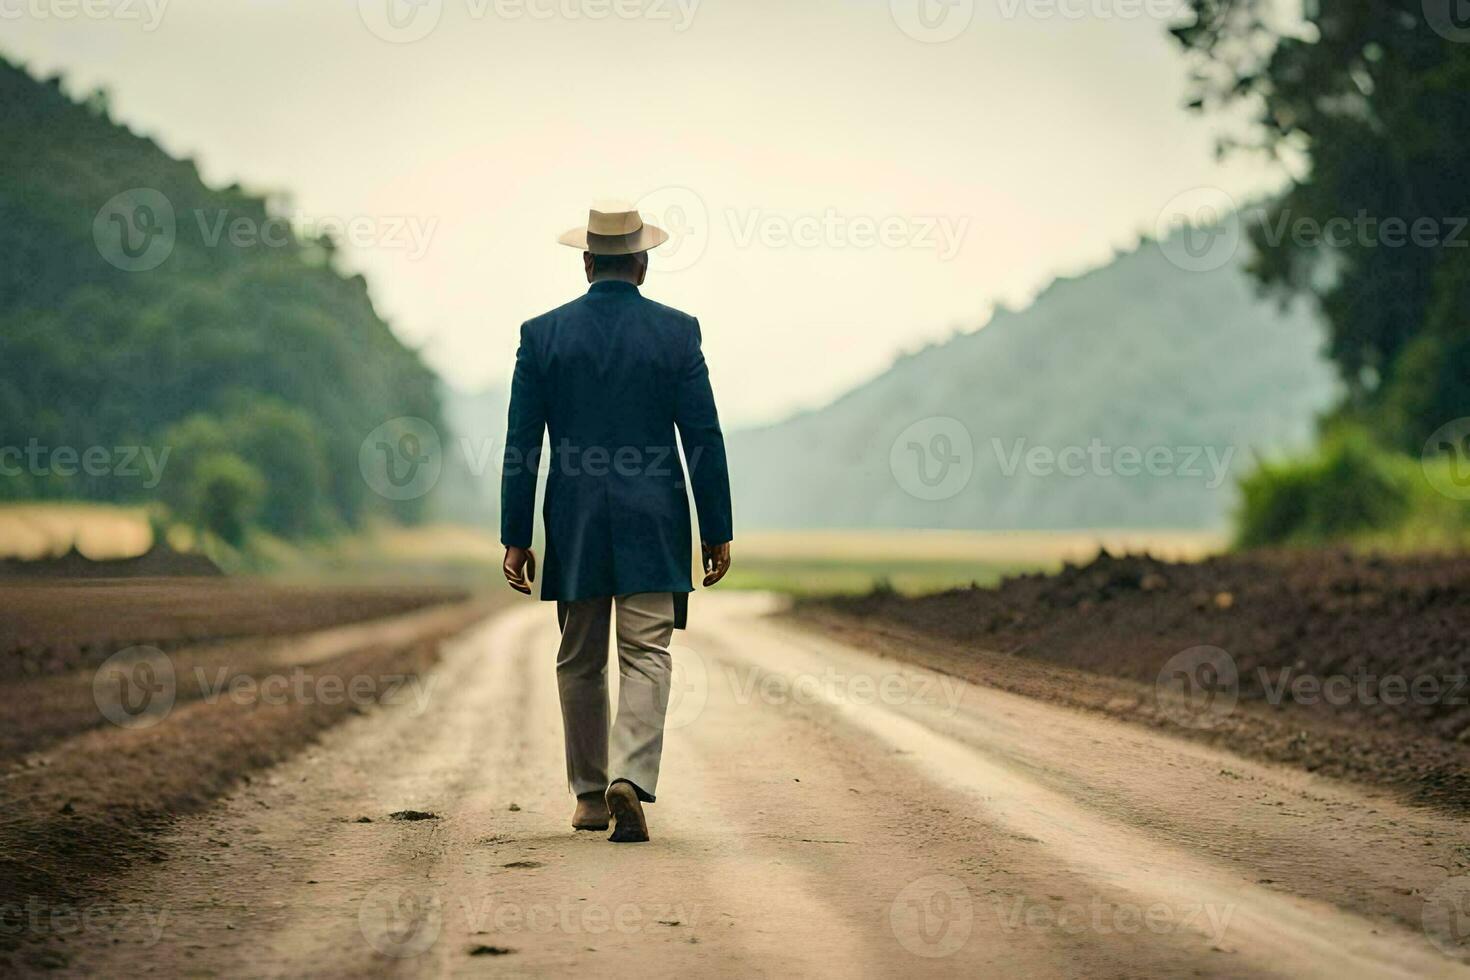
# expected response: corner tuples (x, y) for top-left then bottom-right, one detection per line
(558, 224), (669, 255)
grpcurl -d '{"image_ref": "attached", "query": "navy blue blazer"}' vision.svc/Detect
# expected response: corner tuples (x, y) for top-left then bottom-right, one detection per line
(500, 281), (733, 627)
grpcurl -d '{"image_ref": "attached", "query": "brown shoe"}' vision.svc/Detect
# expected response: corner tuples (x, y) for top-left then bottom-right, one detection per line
(572, 793), (609, 831)
(605, 780), (649, 843)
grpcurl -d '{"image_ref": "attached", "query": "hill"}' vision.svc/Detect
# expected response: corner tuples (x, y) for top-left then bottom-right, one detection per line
(0, 57), (443, 539)
(725, 235), (1339, 531)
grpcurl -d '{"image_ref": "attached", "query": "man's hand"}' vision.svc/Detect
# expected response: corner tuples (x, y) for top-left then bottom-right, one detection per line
(702, 540), (731, 587)
(503, 546), (537, 595)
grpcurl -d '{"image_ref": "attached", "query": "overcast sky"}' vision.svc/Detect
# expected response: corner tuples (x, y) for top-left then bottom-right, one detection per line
(5, 0), (1284, 426)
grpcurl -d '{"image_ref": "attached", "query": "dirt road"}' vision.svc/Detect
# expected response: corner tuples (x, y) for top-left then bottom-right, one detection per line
(56, 594), (1470, 978)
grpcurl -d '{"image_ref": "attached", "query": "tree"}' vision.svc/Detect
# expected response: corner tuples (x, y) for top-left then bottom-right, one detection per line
(223, 395), (331, 537)
(1172, 0), (1470, 451)
(187, 453), (265, 547)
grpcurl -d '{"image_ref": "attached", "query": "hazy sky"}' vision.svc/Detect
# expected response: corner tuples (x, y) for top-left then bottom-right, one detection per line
(5, 0), (1284, 426)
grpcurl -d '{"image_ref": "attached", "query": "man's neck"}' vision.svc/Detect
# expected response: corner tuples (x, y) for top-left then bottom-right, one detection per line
(589, 274), (641, 287)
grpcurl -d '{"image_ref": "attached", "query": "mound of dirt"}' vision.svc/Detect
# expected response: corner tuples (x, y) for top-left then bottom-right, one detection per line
(808, 548), (1470, 805)
(0, 542), (222, 578)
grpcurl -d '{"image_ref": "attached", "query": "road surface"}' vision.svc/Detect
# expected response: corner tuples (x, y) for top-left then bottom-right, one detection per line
(68, 594), (1470, 978)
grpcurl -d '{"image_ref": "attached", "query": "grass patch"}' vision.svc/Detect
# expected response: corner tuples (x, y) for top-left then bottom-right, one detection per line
(1236, 428), (1470, 551)
(722, 557), (1045, 597)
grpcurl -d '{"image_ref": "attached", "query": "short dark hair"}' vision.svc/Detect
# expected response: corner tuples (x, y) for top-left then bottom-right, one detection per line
(589, 251), (646, 276)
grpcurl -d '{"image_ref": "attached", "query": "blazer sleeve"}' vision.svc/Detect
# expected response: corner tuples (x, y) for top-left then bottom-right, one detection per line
(500, 322), (546, 549)
(674, 318), (733, 544)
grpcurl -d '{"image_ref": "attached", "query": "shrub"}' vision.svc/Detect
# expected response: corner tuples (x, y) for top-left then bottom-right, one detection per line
(1235, 429), (1411, 547)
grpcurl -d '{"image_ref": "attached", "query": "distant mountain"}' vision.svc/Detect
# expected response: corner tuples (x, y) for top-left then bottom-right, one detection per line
(431, 382), (507, 527)
(725, 235), (1340, 531)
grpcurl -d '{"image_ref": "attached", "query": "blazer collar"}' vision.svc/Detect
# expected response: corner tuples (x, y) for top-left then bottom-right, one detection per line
(587, 280), (641, 297)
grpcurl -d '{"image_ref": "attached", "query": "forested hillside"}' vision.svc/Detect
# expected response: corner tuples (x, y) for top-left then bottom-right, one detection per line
(0, 57), (443, 541)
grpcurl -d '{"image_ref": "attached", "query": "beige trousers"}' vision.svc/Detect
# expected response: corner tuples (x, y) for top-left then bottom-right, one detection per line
(556, 592), (676, 803)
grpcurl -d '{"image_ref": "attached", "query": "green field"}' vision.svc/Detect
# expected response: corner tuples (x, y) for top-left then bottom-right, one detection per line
(719, 558), (1035, 596)
(0, 506), (1228, 597)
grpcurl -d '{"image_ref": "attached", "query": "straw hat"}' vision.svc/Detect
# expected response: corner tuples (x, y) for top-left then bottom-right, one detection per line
(558, 201), (669, 255)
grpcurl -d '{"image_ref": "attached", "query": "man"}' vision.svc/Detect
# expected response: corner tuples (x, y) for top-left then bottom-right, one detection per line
(500, 202), (733, 844)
